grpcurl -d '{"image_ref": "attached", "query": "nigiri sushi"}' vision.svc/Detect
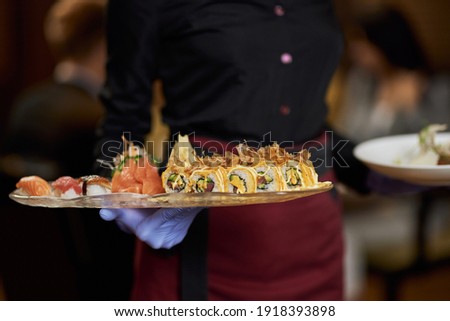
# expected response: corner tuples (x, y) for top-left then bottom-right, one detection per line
(52, 176), (82, 198)
(80, 175), (111, 196)
(16, 176), (52, 196)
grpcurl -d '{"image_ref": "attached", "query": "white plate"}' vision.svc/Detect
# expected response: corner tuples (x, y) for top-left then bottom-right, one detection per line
(354, 133), (450, 186)
(9, 181), (333, 208)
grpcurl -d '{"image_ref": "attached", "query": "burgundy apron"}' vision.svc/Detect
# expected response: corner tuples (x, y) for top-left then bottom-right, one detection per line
(131, 134), (343, 300)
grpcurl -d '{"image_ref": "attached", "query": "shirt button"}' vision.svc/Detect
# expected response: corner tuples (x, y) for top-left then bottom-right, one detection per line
(280, 105), (291, 115)
(274, 5), (285, 16)
(280, 53), (293, 64)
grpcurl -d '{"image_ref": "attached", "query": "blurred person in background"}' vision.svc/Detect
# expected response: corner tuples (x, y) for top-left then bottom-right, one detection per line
(3, 0), (106, 175)
(0, 0), (134, 300)
(332, 7), (450, 300)
(334, 8), (450, 142)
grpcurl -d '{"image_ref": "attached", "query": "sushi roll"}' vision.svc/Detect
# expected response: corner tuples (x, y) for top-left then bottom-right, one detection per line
(280, 160), (303, 190)
(161, 166), (191, 193)
(297, 150), (318, 187)
(16, 175), (52, 196)
(253, 162), (285, 192)
(227, 166), (257, 194)
(81, 175), (112, 196)
(52, 176), (83, 198)
(189, 167), (226, 193)
(279, 150), (319, 189)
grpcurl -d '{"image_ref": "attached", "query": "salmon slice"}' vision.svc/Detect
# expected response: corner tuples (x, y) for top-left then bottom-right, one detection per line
(142, 160), (164, 195)
(16, 176), (52, 196)
(112, 160), (141, 193)
(111, 157), (163, 195)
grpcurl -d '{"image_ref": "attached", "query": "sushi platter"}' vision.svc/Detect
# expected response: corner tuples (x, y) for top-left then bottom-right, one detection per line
(9, 181), (333, 208)
(9, 135), (333, 209)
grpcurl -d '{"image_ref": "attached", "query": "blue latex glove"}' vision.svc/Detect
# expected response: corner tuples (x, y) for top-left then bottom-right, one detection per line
(99, 207), (203, 249)
(366, 170), (431, 195)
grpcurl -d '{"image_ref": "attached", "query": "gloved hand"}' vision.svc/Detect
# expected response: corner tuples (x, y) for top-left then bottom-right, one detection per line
(99, 207), (203, 249)
(366, 170), (431, 195)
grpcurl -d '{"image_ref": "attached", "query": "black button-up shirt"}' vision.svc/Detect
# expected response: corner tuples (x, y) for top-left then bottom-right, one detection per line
(100, 0), (343, 149)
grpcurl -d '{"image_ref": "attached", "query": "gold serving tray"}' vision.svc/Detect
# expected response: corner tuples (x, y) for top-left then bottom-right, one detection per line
(10, 181), (333, 208)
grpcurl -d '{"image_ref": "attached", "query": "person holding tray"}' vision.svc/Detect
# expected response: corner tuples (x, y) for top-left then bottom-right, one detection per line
(97, 0), (370, 300)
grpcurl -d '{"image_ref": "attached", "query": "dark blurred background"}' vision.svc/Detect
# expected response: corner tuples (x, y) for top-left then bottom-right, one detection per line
(2, 0), (450, 143)
(0, 0), (449, 300)
(0, 0), (135, 301)
(0, 0), (55, 136)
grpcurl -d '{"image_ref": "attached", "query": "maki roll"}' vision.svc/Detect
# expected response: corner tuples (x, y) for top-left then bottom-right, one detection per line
(280, 160), (303, 190)
(162, 134), (199, 193)
(161, 166), (190, 193)
(297, 150), (318, 187)
(280, 150), (318, 189)
(253, 162), (285, 192)
(189, 168), (226, 193)
(227, 166), (257, 194)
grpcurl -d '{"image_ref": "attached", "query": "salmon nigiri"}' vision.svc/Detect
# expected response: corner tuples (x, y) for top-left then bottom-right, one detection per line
(16, 175), (52, 196)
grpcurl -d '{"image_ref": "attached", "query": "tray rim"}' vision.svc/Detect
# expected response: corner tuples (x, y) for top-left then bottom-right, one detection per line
(9, 181), (333, 208)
